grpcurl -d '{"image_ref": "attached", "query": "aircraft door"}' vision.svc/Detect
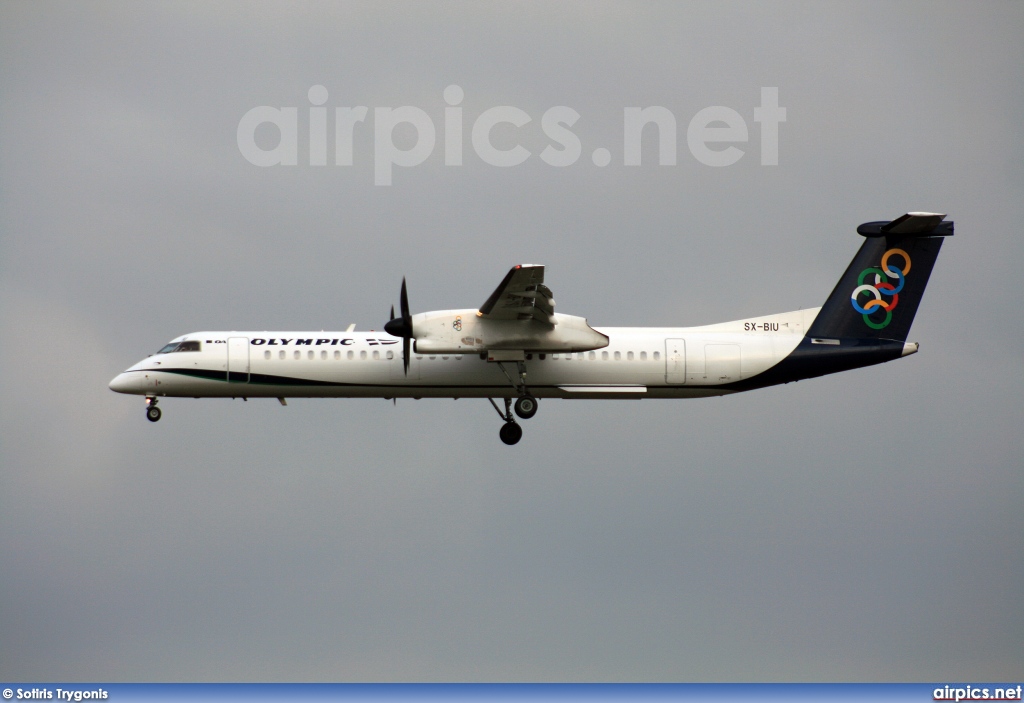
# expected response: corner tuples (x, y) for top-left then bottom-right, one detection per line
(705, 344), (740, 384)
(665, 338), (686, 384)
(227, 337), (250, 383)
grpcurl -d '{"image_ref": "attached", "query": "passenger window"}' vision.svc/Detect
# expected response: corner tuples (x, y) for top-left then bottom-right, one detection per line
(614, 351), (621, 360)
(588, 351), (595, 360)
(307, 350), (313, 360)
(577, 353), (584, 360)
(653, 351), (660, 360)
(294, 350), (300, 360)
(264, 350), (270, 360)
(279, 350), (285, 360)
(386, 350), (394, 360)
(360, 350), (367, 360)
(347, 350), (354, 360)
(640, 351), (647, 361)
(602, 351), (609, 360)
(373, 350), (380, 360)
(627, 351), (634, 361)
(334, 350), (340, 360)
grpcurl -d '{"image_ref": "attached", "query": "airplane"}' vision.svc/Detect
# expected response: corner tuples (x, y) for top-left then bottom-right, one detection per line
(109, 212), (953, 445)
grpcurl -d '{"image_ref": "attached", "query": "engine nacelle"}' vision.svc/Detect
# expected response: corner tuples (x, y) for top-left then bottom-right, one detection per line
(412, 309), (608, 354)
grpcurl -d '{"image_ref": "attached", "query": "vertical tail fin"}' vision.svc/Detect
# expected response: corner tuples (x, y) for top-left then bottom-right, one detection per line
(807, 213), (953, 342)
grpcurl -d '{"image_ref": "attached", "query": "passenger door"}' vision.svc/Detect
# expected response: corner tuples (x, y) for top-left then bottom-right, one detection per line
(227, 337), (250, 383)
(665, 338), (686, 384)
(705, 344), (741, 384)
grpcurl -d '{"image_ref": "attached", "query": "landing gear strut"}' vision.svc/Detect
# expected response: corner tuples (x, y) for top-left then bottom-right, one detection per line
(145, 397), (161, 422)
(488, 397), (523, 445)
(495, 360), (540, 422)
(489, 359), (541, 444)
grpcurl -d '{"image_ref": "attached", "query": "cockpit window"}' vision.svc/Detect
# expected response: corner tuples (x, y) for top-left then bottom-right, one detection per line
(156, 340), (202, 354)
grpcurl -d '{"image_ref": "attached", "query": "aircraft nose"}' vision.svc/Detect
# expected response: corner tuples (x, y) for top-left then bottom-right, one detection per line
(109, 372), (136, 394)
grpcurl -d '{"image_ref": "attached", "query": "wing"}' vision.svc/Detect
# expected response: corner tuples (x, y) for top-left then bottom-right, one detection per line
(478, 264), (556, 325)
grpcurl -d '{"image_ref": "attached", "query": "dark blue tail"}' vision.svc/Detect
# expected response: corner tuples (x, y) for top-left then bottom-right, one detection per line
(734, 213), (952, 390)
(807, 213), (952, 343)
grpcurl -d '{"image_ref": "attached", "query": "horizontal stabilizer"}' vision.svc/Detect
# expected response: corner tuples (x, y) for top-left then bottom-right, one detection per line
(858, 213), (953, 238)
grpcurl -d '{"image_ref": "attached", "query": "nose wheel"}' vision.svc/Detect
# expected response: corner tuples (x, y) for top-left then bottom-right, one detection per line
(145, 397), (161, 422)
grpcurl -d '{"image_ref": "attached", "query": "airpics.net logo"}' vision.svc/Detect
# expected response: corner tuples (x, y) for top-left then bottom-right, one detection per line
(236, 85), (786, 185)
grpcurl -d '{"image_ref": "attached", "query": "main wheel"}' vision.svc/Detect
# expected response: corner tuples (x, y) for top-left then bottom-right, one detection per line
(514, 395), (538, 419)
(146, 406), (162, 422)
(498, 421), (523, 445)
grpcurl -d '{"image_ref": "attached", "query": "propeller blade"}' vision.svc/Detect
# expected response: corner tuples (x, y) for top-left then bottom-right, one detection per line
(384, 277), (414, 368)
(400, 277), (410, 321)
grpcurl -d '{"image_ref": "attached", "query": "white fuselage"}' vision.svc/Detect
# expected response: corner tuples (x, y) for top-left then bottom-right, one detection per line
(109, 308), (818, 401)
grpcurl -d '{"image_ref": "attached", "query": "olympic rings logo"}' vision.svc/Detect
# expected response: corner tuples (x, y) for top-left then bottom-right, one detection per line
(453, 315), (462, 331)
(850, 248), (912, 330)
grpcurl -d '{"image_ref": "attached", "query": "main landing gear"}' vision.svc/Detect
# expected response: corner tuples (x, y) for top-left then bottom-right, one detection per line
(499, 417), (523, 445)
(145, 397), (161, 422)
(489, 397), (532, 445)
(489, 360), (539, 445)
(513, 395), (538, 419)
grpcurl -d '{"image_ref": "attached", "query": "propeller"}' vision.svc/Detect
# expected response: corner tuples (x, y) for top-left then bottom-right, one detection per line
(384, 277), (413, 375)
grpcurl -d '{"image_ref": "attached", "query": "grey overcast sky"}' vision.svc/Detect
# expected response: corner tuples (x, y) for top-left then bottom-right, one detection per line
(1, 1), (1022, 682)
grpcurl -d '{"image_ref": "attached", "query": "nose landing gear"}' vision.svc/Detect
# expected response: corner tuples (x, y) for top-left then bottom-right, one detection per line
(145, 397), (161, 422)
